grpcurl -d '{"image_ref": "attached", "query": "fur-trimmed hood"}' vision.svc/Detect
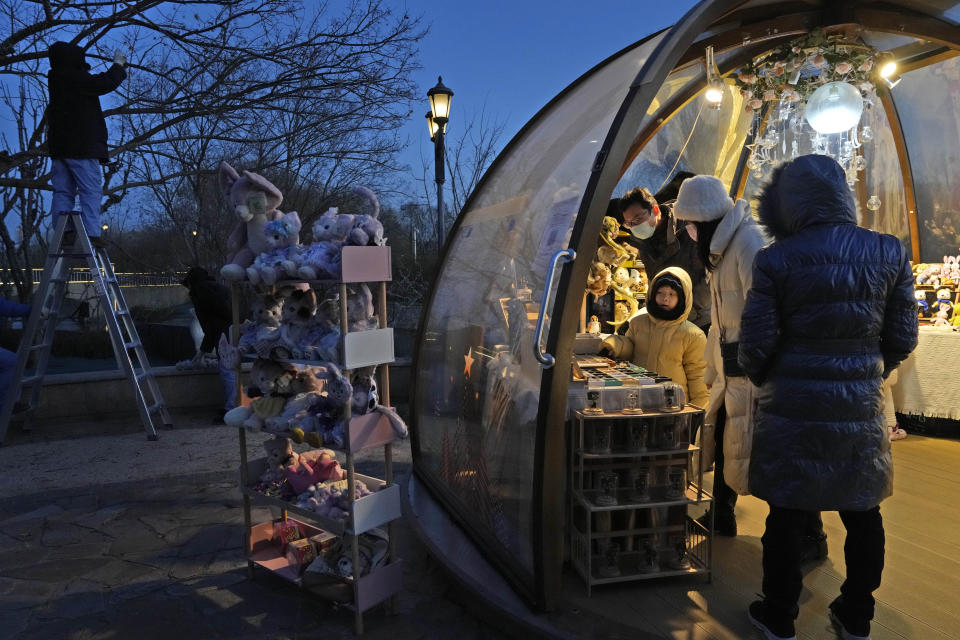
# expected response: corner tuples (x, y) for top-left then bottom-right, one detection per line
(757, 154), (857, 241)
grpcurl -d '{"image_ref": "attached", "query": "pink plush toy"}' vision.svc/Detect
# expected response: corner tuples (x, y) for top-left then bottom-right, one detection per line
(934, 302), (952, 327)
(219, 161), (285, 281)
(284, 448), (346, 494)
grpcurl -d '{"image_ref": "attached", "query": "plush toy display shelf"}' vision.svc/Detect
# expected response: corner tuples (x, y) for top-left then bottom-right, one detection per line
(231, 242), (400, 635)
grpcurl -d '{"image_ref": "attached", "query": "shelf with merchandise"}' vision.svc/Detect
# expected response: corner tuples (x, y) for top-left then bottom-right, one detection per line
(569, 510), (712, 593)
(242, 457), (401, 536)
(568, 400), (712, 594)
(256, 410), (401, 456)
(231, 241), (400, 634)
(248, 519), (404, 614)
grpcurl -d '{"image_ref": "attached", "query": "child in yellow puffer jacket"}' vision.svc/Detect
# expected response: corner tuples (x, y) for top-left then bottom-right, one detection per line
(599, 266), (709, 409)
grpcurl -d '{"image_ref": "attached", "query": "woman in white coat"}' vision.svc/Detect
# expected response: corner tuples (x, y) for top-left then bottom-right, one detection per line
(673, 176), (766, 537)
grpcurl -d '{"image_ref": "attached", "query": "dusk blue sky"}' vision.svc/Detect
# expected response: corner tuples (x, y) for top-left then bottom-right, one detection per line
(396, 0), (701, 203)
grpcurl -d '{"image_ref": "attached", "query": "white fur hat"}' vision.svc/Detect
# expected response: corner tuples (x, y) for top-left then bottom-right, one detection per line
(673, 175), (734, 222)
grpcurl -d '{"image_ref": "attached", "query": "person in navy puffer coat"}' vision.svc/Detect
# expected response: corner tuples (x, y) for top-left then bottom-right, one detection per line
(738, 154), (918, 640)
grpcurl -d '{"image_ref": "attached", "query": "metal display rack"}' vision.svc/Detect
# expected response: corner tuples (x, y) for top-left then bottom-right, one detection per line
(569, 406), (713, 595)
(232, 246), (401, 635)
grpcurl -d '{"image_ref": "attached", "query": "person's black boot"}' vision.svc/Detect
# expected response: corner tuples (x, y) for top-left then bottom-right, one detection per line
(696, 508), (737, 537)
(748, 600), (797, 640)
(829, 597), (871, 639)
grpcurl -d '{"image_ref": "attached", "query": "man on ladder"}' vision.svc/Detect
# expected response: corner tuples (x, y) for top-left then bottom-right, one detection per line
(0, 41), (170, 443)
(47, 40), (127, 248)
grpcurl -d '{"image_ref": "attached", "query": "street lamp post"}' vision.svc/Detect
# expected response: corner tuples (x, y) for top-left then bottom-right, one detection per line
(426, 76), (453, 255)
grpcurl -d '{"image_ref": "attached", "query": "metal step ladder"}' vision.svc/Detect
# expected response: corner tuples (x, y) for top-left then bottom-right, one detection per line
(0, 212), (172, 443)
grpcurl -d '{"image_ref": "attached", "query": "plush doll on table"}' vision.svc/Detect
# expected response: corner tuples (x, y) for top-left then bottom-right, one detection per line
(218, 161), (286, 282)
(246, 210), (302, 285)
(936, 288), (953, 313)
(932, 301), (953, 327)
(916, 263), (941, 288)
(915, 290), (930, 318)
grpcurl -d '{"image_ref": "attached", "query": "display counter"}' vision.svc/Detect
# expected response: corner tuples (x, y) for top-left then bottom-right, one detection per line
(891, 327), (960, 436)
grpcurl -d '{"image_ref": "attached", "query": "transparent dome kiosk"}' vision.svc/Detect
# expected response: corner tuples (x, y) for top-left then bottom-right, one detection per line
(408, 0), (960, 631)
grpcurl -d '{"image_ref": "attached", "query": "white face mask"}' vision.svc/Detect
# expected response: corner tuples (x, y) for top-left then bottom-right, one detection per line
(630, 220), (656, 240)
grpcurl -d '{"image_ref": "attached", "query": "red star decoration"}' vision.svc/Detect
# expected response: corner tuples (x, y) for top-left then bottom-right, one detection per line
(464, 347), (476, 378)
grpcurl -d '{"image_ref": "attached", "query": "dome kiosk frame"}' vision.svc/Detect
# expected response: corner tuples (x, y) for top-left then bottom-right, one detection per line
(409, 0), (960, 617)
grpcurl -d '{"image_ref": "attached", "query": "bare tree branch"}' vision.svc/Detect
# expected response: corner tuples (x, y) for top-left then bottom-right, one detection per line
(0, 0), (424, 285)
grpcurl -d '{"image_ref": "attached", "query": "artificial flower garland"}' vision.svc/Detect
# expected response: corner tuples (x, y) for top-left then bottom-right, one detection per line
(733, 29), (880, 113)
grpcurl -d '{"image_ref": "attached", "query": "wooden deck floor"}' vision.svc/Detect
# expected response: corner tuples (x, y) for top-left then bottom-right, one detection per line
(563, 434), (960, 639)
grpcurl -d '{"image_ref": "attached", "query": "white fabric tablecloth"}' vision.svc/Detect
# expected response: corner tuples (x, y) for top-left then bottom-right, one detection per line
(890, 327), (960, 420)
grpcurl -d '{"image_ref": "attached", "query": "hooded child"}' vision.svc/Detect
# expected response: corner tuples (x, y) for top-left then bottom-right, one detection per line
(599, 266), (709, 410)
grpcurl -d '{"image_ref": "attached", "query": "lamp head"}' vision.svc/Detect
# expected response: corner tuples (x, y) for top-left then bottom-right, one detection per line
(425, 111), (438, 142)
(427, 75), (453, 123)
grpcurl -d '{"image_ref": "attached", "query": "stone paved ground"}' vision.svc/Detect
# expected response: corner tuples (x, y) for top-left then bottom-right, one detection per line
(0, 418), (510, 640)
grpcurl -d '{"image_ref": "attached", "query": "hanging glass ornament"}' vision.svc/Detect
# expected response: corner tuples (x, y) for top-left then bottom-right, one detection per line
(805, 81), (865, 134)
(866, 195), (881, 211)
(860, 125), (874, 142)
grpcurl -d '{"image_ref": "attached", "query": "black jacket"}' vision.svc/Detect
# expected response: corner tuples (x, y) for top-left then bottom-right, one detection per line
(738, 154), (918, 511)
(182, 268), (232, 354)
(47, 42), (126, 160)
(623, 205), (710, 330)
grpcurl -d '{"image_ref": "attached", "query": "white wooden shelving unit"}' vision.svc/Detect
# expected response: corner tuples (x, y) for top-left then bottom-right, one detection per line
(231, 245), (401, 635)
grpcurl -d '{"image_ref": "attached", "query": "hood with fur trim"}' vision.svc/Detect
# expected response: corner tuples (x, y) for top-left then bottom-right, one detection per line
(757, 154), (857, 241)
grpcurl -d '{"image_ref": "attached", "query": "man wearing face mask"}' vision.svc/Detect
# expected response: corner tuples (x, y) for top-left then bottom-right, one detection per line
(619, 177), (710, 332)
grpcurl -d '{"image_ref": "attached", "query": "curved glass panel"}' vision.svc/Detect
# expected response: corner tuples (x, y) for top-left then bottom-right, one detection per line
(892, 57), (960, 261)
(414, 33), (665, 584)
(618, 82), (754, 195)
(858, 100), (910, 253)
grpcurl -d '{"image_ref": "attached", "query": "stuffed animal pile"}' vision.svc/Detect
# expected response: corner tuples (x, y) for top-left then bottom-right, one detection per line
(222, 335), (408, 449)
(234, 284), (375, 362)
(218, 166), (386, 284)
